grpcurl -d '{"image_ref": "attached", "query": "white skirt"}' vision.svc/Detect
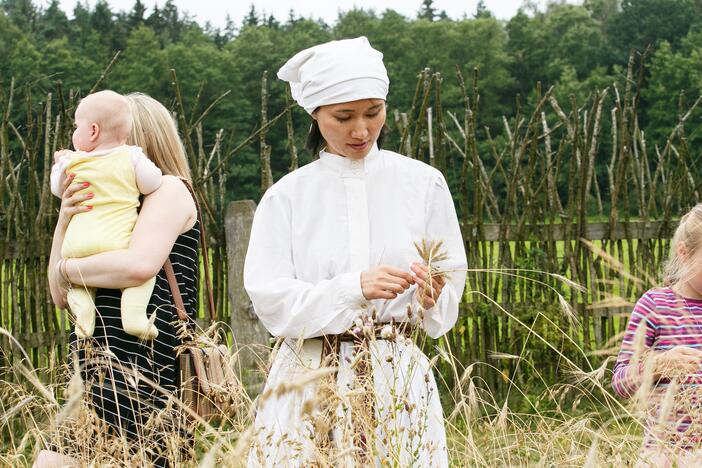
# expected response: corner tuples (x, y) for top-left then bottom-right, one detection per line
(247, 337), (450, 467)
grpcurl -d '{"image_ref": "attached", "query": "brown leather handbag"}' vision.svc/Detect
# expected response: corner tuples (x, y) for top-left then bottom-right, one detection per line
(164, 180), (240, 421)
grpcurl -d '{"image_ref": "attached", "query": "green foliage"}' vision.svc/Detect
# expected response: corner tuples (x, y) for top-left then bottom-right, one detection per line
(107, 26), (165, 95)
(0, 13), (41, 90)
(609, 0), (700, 58)
(1, 0), (701, 200)
(644, 30), (702, 141)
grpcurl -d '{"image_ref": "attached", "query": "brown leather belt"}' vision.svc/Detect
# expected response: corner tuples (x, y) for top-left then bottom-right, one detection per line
(315, 321), (419, 462)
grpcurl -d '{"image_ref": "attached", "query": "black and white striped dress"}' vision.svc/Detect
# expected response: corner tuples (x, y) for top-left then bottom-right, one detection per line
(73, 219), (200, 460)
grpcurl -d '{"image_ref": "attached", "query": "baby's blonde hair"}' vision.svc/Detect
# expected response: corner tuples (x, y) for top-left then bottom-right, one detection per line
(664, 204), (702, 286)
(78, 90), (132, 142)
(125, 93), (191, 180)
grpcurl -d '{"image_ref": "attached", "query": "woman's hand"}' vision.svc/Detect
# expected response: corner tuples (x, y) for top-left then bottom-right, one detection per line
(411, 262), (446, 309)
(57, 173), (93, 228)
(361, 265), (415, 300)
(48, 171), (93, 308)
(650, 346), (702, 380)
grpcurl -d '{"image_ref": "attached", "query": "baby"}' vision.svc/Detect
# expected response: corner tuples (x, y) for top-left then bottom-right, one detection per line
(51, 90), (162, 340)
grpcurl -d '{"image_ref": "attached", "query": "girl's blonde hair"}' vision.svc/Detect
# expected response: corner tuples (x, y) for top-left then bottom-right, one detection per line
(664, 204), (702, 286)
(125, 92), (192, 180)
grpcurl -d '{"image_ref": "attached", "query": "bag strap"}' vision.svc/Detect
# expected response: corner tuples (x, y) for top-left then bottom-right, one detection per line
(165, 259), (189, 322)
(163, 178), (217, 323)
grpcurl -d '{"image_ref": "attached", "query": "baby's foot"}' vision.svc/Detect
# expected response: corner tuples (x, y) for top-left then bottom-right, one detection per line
(122, 313), (159, 340)
(68, 289), (95, 338)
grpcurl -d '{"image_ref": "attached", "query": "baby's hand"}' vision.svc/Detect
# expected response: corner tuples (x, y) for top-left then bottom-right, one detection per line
(53, 149), (73, 164)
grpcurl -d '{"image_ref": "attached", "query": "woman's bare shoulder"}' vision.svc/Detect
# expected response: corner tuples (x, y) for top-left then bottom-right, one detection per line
(144, 175), (197, 225)
(160, 174), (188, 188)
(153, 175), (193, 199)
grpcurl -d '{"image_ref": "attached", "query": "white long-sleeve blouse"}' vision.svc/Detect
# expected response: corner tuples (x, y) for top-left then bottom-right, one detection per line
(244, 144), (467, 340)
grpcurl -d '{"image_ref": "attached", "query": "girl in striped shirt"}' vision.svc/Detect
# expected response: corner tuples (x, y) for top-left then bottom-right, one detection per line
(613, 204), (702, 466)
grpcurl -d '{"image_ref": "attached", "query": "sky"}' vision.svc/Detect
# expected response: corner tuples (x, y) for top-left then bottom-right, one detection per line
(51, 0), (559, 30)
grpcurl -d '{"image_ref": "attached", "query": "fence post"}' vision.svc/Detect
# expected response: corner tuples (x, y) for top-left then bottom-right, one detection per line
(225, 200), (270, 393)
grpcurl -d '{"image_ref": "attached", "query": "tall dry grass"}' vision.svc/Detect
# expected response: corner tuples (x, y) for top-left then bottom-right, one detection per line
(4, 241), (697, 467)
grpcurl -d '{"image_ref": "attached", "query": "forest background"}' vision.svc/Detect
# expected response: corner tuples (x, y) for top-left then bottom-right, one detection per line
(3, 0), (702, 202)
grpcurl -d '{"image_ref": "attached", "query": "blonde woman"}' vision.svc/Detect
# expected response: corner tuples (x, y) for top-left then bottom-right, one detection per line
(613, 204), (702, 466)
(37, 93), (198, 467)
(244, 37), (467, 466)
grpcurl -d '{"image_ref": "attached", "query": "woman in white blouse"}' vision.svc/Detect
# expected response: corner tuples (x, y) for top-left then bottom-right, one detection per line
(244, 36), (467, 467)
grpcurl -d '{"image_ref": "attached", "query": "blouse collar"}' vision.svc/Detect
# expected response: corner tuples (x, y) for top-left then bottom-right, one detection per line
(319, 143), (382, 177)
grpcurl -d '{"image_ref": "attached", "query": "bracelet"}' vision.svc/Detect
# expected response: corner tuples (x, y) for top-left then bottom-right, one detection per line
(58, 258), (71, 284)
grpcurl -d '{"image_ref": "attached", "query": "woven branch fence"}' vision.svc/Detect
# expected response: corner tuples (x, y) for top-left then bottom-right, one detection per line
(2, 55), (701, 396)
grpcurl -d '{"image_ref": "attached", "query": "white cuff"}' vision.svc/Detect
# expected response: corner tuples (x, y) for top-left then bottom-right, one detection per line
(336, 270), (366, 307)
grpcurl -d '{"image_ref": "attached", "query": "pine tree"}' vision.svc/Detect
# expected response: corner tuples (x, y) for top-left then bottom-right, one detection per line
(145, 0), (186, 45)
(128, 0), (146, 30)
(417, 0), (436, 21)
(161, 0), (182, 42)
(287, 9), (298, 26)
(39, 0), (69, 41)
(145, 4), (164, 39)
(71, 2), (91, 47)
(90, 0), (113, 33)
(1, 0), (38, 32)
(475, 1), (493, 19)
(266, 14), (279, 28)
(223, 14), (236, 40)
(244, 4), (259, 27)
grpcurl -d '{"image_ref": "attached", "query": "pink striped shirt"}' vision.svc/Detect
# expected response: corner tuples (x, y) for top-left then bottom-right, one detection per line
(612, 287), (702, 447)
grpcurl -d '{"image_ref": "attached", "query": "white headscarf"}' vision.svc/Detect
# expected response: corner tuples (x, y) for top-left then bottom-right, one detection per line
(277, 36), (389, 114)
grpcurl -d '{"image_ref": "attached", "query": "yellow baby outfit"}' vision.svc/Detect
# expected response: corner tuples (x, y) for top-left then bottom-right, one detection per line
(52, 145), (162, 339)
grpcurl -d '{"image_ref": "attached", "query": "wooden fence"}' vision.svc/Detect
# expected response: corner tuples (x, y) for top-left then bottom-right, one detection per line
(2, 56), (702, 395)
(224, 210), (678, 394)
